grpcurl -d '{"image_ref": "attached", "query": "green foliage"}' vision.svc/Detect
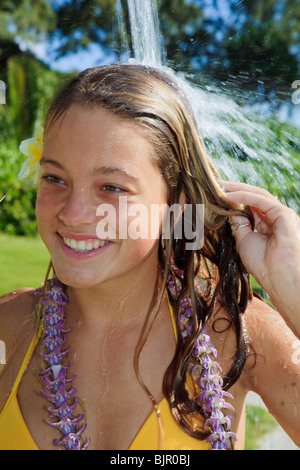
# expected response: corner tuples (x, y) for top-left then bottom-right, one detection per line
(7, 56), (40, 141)
(0, 54), (299, 236)
(0, 0), (55, 44)
(258, 120), (300, 211)
(0, 139), (38, 236)
(205, 116), (300, 214)
(0, 0), (299, 102)
(0, 0), (56, 75)
(0, 55), (71, 235)
(1, 55), (70, 138)
(54, 0), (117, 56)
(224, 23), (299, 98)
(245, 404), (277, 450)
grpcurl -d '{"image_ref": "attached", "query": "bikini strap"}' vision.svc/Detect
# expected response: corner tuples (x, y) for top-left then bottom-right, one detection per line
(14, 328), (41, 390)
(0, 319), (41, 419)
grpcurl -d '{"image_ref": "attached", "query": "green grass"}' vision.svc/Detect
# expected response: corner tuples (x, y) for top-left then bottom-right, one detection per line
(0, 234), (50, 295)
(245, 405), (278, 450)
(251, 276), (269, 300)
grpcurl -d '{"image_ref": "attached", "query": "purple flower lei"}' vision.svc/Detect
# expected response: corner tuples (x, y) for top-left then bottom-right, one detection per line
(38, 269), (236, 450)
(165, 264), (238, 450)
(37, 278), (90, 450)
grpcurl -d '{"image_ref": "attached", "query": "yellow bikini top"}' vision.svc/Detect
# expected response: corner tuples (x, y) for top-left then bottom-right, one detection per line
(0, 299), (211, 451)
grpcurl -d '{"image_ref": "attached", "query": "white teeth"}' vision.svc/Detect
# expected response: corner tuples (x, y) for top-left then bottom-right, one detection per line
(86, 241), (93, 251)
(93, 240), (100, 249)
(63, 237), (108, 253)
(77, 240), (86, 251)
(70, 239), (77, 250)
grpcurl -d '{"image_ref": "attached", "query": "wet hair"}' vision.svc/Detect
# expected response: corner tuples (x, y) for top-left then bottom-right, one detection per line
(44, 64), (253, 440)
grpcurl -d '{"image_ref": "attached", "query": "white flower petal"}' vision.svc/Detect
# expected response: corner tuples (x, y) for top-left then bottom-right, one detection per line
(18, 159), (31, 179)
(18, 126), (44, 181)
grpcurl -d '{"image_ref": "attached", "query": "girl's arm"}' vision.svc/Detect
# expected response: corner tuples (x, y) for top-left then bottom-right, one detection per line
(243, 295), (300, 446)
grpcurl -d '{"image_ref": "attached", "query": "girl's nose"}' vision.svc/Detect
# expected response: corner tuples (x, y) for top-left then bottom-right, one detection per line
(58, 188), (97, 228)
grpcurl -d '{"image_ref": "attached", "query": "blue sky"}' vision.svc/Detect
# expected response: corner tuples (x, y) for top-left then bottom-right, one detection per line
(18, 37), (116, 73)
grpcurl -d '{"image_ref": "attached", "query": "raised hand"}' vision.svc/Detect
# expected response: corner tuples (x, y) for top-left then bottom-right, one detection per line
(222, 181), (300, 336)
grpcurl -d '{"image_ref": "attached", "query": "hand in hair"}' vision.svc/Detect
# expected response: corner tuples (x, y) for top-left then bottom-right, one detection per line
(222, 180), (300, 337)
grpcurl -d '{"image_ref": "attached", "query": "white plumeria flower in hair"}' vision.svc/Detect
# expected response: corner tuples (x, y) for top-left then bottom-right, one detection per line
(18, 126), (44, 182)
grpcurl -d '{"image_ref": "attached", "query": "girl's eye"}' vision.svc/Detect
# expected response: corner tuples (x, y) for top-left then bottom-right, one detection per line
(102, 184), (128, 193)
(41, 175), (65, 185)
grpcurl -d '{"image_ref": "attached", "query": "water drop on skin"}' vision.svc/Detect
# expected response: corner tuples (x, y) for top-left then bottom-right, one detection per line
(292, 403), (298, 418)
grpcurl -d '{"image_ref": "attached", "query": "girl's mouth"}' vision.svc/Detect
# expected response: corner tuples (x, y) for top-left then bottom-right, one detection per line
(57, 233), (112, 258)
(63, 237), (109, 253)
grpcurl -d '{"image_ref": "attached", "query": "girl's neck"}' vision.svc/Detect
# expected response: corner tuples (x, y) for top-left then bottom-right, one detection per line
(64, 259), (163, 332)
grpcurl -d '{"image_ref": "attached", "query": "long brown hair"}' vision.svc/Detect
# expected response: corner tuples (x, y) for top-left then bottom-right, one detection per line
(44, 64), (253, 440)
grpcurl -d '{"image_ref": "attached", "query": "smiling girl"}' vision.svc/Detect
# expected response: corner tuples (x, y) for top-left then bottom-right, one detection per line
(0, 64), (299, 450)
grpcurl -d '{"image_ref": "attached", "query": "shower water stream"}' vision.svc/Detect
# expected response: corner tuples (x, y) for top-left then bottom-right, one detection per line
(117, 0), (299, 211)
(127, 0), (164, 66)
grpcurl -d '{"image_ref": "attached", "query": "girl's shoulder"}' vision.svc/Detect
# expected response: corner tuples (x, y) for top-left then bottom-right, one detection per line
(0, 287), (39, 357)
(241, 294), (299, 383)
(208, 294), (296, 387)
(0, 288), (40, 410)
(244, 294), (287, 340)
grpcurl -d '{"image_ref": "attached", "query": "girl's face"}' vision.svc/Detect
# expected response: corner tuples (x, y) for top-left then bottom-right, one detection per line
(36, 105), (168, 289)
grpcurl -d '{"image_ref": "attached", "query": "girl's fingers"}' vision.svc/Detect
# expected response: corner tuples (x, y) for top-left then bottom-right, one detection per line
(225, 184), (300, 240)
(224, 189), (283, 222)
(230, 213), (272, 240)
(225, 188), (280, 211)
(221, 181), (283, 229)
(230, 216), (251, 235)
(221, 180), (278, 202)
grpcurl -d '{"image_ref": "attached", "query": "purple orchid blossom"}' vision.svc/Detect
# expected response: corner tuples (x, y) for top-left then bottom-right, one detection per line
(37, 278), (90, 450)
(165, 264), (237, 450)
